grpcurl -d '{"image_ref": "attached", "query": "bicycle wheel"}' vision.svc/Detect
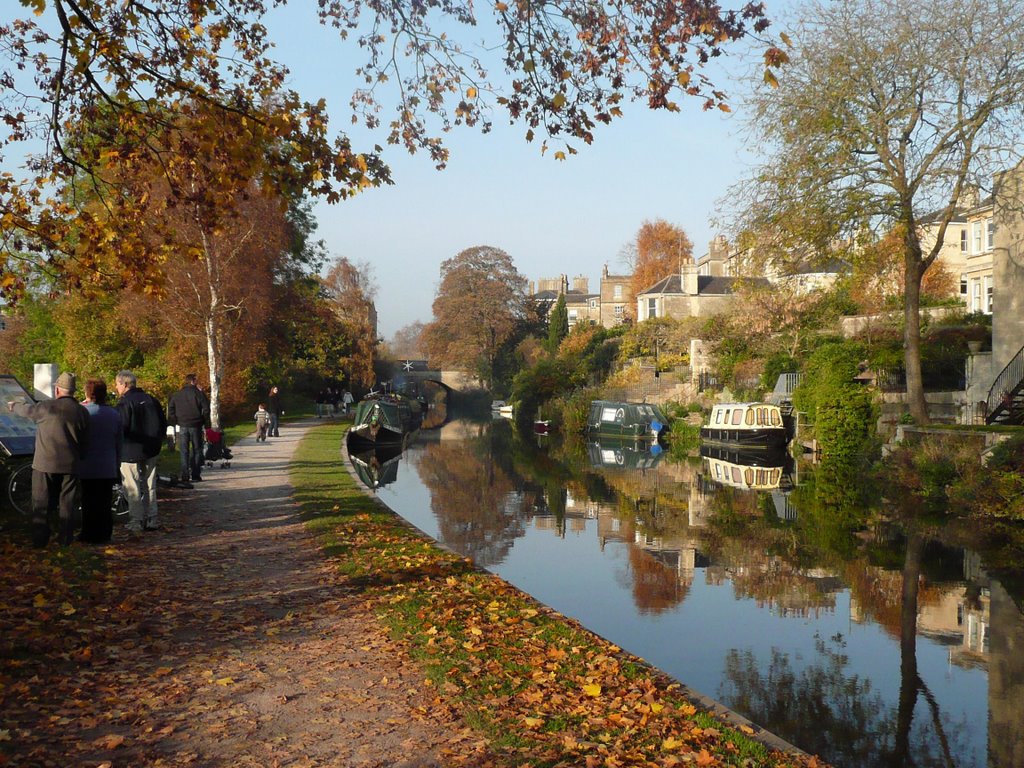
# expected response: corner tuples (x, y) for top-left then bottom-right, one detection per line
(111, 485), (129, 521)
(6, 461), (33, 517)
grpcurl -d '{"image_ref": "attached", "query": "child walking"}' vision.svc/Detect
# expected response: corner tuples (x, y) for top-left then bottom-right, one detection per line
(254, 403), (271, 442)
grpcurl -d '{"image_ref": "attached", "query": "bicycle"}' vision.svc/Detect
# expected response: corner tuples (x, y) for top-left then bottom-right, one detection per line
(5, 462), (128, 522)
(4, 459), (32, 517)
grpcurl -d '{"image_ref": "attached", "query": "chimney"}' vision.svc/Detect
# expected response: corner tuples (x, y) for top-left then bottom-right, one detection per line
(707, 236), (728, 277)
(681, 261), (699, 295)
(572, 275), (589, 293)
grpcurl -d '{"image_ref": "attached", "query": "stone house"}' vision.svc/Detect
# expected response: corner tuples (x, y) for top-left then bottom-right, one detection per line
(967, 166), (1024, 423)
(634, 236), (769, 322)
(531, 274), (600, 327)
(919, 190), (996, 313)
(599, 265), (633, 327)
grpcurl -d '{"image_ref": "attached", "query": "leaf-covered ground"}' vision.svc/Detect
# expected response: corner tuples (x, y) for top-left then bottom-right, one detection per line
(1, 420), (828, 767)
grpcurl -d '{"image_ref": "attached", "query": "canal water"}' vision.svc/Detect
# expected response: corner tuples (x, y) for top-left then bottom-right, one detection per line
(349, 417), (1024, 768)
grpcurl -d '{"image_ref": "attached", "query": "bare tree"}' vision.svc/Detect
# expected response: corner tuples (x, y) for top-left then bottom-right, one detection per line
(734, 0), (1024, 422)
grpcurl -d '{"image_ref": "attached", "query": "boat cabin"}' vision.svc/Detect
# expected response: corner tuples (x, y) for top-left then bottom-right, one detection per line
(700, 402), (792, 449)
(586, 400), (669, 441)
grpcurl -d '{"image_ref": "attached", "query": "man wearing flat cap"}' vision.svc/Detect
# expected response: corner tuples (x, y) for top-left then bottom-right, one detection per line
(7, 371), (90, 547)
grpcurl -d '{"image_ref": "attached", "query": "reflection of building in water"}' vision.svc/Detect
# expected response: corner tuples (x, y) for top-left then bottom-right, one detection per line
(631, 531), (707, 585)
(913, 584), (990, 666)
(531, 489), (597, 536)
(706, 563), (841, 618)
(848, 550), (992, 668)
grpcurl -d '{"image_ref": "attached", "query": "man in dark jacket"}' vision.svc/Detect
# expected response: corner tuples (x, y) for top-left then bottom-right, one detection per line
(167, 373), (210, 482)
(114, 370), (167, 533)
(7, 371), (90, 547)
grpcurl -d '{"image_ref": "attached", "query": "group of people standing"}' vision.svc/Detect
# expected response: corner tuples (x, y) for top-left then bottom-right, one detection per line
(8, 370), (167, 548)
(314, 387), (353, 418)
(8, 372), (287, 549)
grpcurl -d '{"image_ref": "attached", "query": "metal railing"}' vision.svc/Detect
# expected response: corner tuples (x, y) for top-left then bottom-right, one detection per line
(986, 344), (1024, 424)
(770, 373), (802, 404)
(874, 366), (966, 393)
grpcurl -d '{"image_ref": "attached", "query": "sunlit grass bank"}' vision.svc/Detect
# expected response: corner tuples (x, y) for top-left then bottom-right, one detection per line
(290, 422), (821, 768)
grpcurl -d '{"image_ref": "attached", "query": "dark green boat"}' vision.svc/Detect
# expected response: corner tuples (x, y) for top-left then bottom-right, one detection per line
(585, 400), (669, 442)
(347, 392), (423, 450)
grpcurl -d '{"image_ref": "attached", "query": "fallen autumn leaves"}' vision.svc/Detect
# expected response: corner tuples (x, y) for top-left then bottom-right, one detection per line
(0, 420), (828, 767)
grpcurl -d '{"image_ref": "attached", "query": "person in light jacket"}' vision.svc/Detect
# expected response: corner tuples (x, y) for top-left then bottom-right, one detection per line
(114, 370), (167, 533)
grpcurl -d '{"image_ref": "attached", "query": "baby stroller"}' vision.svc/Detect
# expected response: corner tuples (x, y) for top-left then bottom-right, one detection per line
(204, 428), (233, 469)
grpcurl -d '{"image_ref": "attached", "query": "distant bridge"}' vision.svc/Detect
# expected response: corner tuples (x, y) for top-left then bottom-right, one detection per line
(391, 360), (479, 394)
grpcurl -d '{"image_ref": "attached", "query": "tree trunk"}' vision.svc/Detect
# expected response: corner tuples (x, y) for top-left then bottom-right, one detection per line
(892, 532), (925, 764)
(206, 314), (223, 430)
(203, 232), (224, 430)
(903, 245), (929, 424)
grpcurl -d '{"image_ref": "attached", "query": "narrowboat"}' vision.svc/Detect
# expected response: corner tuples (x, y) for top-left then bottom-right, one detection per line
(699, 402), (792, 450)
(347, 392), (423, 450)
(585, 400), (669, 442)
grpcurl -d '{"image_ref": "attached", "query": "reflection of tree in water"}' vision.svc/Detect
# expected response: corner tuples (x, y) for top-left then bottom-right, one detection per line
(719, 633), (973, 768)
(626, 545), (690, 615)
(416, 438), (529, 567)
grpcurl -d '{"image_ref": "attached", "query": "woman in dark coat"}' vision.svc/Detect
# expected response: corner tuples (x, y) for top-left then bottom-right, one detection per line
(79, 379), (122, 543)
(268, 386), (282, 437)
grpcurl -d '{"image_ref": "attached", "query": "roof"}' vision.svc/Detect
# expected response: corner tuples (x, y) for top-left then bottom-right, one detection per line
(778, 258), (848, 277)
(637, 274), (767, 297)
(533, 289), (598, 303)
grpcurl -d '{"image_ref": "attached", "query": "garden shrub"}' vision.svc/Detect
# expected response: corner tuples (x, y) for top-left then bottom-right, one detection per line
(791, 340), (867, 425)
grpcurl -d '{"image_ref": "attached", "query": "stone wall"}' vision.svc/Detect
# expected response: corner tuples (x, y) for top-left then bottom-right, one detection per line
(993, 165), (1024, 379)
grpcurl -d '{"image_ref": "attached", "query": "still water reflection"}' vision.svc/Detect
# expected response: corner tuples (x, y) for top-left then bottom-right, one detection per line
(352, 418), (1024, 768)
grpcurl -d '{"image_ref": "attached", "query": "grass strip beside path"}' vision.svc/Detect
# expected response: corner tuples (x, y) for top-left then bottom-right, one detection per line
(292, 422), (826, 768)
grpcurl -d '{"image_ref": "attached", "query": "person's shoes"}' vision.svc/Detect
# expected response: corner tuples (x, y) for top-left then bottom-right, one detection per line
(125, 523), (144, 535)
(144, 522), (161, 531)
(191, 475), (202, 482)
(31, 524), (50, 549)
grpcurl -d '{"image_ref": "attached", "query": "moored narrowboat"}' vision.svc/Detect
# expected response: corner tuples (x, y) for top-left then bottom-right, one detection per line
(347, 392), (423, 450)
(586, 400), (669, 442)
(699, 402), (792, 450)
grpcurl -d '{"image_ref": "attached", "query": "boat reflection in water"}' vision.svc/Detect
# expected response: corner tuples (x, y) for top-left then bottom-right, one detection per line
(699, 443), (798, 520)
(699, 444), (794, 491)
(587, 435), (665, 470)
(348, 443), (406, 491)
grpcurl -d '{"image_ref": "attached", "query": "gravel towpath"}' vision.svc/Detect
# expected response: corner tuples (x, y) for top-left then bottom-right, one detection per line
(20, 419), (493, 767)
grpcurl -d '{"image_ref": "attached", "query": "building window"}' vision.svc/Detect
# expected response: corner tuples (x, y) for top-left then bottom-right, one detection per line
(960, 278), (967, 295)
(568, 310), (578, 323)
(972, 222), (983, 254)
(984, 276), (993, 313)
(987, 219), (994, 250)
(614, 284), (623, 300)
(972, 278), (982, 312)
(589, 299), (597, 308)
(614, 305), (624, 317)
(647, 298), (657, 319)
(960, 229), (968, 252)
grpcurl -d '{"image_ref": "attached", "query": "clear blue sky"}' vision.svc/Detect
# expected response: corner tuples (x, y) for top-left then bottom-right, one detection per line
(266, 4), (782, 339)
